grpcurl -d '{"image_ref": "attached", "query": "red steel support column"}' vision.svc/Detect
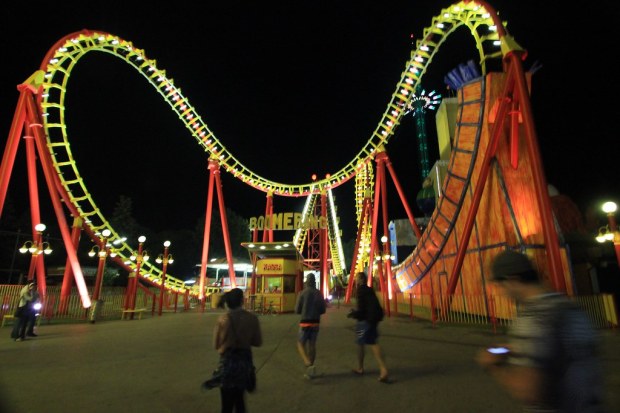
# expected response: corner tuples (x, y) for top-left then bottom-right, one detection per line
(92, 232), (109, 302)
(212, 161), (237, 288)
(25, 93), (90, 307)
(59, 217), (82, 314)
(0, 88), (28, 218)
(24, 132), (43, 285)
(127, 239), (145, 316)
(250, 228), (258, 295)
(510, 51), (566, 293)
(368, 156), (384, 288)
(385, 156), (422, 240)
(380, 162), (395, 315)
(92, 252), (107, 301)
(320, 191), (329, 298)
(262, 192), (273, 242)
(158, 242), (171, 316)
(199, 165), (216, 306)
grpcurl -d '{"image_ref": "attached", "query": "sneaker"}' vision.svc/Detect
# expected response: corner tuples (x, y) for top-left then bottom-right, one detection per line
(15, 338), (23, 342)
(304, 365), (316, 379)
(27, 333), (38, 337)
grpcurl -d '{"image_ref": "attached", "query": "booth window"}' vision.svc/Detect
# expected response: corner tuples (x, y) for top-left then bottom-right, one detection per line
(265, 277), (281, 293)
(283, 276), (295, 293)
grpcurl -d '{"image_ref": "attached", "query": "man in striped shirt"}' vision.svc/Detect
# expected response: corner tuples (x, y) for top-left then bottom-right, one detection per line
(477, 250), (605, 412)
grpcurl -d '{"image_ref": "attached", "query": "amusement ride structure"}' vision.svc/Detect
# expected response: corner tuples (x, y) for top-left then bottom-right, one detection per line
(0, 1), (580, 321)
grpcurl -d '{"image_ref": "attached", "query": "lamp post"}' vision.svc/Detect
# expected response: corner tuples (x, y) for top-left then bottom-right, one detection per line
(598, 201), (620, 268)
(19, 223), (52, 284)
(90, 229), (113, 302)
(126, 236), (149, 316)
(88, 229), (119, 323)
(155, 240), (174, 316)
(380, 235), (396, 316)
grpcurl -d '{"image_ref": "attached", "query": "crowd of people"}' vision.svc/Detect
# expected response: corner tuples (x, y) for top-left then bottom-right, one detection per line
(202, 270), (394, 413)
(201, 251), (607, 413)
(8, 253), (607, 413)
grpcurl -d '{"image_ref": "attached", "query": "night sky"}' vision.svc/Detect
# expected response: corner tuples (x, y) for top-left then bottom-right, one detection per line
(1, 0), (618, 246)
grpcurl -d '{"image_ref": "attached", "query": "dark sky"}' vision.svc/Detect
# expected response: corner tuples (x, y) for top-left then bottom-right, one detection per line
(1, 0), (619, 244)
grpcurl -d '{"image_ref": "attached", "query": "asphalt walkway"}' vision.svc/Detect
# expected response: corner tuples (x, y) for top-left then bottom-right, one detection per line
(1, 303), (618, 413)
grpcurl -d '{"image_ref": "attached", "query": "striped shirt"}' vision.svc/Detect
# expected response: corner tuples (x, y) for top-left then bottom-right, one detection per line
(507, 293), (604, 413)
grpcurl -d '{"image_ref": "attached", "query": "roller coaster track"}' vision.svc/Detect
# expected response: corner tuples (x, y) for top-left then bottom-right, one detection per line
(13, 1), (512, 295)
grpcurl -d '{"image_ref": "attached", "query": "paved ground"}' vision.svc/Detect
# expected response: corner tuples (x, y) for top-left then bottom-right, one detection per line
(1, 302), (619, 413)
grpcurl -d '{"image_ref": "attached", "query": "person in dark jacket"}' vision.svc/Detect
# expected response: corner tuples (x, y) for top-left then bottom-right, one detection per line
(295, 272), (326, 379)
(348, 272), (389, 383)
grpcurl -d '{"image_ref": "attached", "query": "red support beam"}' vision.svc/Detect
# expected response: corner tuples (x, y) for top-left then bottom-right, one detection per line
(212, 161), (237, 288)
(320, 191), (329, 298)
(0, 88), (28, 218)
(509, 51), (566, 293)
(380, 160), (394, 315)
(262, 192), (273, 242)
(385, 156), (422, 240)
(199, 168), (216, 304)
(25, 92), (90, 308)
(59, 217), (82, 314)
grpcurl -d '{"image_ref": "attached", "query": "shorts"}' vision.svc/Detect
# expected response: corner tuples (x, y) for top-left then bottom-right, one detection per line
(298, 325), (320, 344)
(355, 321), (378, 345)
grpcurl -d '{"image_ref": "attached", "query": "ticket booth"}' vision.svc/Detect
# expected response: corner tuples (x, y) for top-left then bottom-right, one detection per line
(242, 242), (304, 314)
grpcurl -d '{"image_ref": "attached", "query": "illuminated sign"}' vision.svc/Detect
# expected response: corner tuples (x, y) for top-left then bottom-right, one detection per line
(257, 259), (298, 275)
(248, 212), (334, 231)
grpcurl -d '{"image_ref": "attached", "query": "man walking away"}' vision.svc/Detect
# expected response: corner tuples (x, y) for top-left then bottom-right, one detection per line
(295, 273), (326, 379)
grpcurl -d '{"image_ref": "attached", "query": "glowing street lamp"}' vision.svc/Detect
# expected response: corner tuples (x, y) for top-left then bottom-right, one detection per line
(125, 236), (149, 317)
(19, 223), (52, 282)
(371, 235), (395, 318)
(89, 230), (113, 300)
(380, 235), (395, 301)
(598, 201), (620, 268)
(155, 240), (174, 316)
(88, 229), (117, 323)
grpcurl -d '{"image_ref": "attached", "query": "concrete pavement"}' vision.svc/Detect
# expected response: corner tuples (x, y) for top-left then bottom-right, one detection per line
(1, 303), (618, 413)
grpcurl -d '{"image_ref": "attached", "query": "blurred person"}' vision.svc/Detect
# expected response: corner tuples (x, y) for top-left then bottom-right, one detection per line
(476, 249), (605, 413)
(10, 282), (35, 342)
(348, 271), (390, 383)
(26, 286), (41, 337)
(295, 272), (326, 379)
(204, 288), (262, 413)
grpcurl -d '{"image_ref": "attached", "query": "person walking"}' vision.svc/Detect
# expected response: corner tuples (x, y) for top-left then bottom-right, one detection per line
(25, 287), (40, 337)
(205, 288), (262, 413)
(476, 249), (605, 413)
(10, 283), (35, 342)
(348, 271), (390, 383)
(294, 272), (326, 379)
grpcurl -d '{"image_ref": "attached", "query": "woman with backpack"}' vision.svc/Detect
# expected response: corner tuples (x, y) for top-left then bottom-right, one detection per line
(348, 271), (390, 383)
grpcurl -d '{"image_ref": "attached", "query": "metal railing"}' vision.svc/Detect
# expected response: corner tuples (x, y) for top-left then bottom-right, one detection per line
(386, 293), (618, 331)
(0, 285), (201, 324)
